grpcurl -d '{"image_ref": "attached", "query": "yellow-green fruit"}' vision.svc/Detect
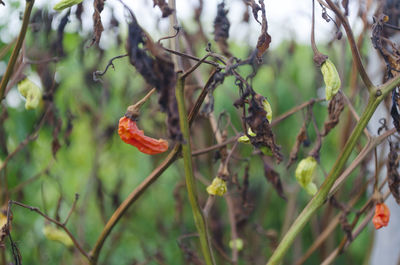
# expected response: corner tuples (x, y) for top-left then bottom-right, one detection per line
(321, 59), (341, 100)
(295, 156), (318, 195)
(206, 177), (227, 196)
(262, 98), (272, 123)
(53, 0), (83, 11)
(18, 79), (42, 110)
(43, 225), (74, 247)
(229, 238), (244, 251)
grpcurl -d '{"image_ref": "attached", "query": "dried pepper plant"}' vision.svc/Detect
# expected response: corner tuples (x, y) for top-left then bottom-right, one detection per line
(1, 0), (400, 265)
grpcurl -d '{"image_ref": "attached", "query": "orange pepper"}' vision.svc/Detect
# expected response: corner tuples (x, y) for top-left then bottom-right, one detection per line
(372, 203), (390, 229)
(118, 116), (168, 155)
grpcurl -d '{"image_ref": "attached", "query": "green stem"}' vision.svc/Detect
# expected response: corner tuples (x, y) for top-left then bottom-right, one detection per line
(0, 0), (35, 102)
(176, 75), (215, 265)
(267, 74), (400, 265)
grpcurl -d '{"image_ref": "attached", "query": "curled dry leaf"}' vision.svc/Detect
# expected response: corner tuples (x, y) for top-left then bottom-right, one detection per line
(322, 92), (344, 136)
(388, 143), (400, 205)
(391, 88), (400, 133)
(214, 2), (231, 57)
(153, 0), (174, 17)
(287, 122), (308, 169)
(91, 0), (104, 46)
(255, 0), (271, 60)
(263, 158), (286, 200)
(246, 94), (283, 163)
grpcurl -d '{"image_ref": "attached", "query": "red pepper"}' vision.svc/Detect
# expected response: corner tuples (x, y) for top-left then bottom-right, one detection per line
(372, 203), (390, 229)
(118, 116), (168, 155)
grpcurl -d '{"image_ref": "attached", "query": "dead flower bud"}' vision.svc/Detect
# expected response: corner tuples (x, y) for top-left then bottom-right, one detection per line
(372, 203), (390, 229)
(295, 156), (318, 195)
(18, 79), (42, 110)
(206, 177), (227, 196)
(321, 59), (341, 101)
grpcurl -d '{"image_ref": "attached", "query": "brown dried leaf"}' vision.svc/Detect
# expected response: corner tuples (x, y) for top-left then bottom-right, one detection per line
(322, 92), (344, 136)
(213, 2), (231, 57)
(247, 94), (283, 163)
(287, 122), (307, 169)
(263, 158), (286, 200)
(153, 0), (173, 17)
(255, 0), (271, 60)
(388, 143), (400, 205)
(126, 15), (182, 140)
(91, 0), (104, 46)
(52, 117), (62, 158)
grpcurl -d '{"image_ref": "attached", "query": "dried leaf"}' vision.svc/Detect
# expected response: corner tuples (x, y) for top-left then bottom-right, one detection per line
(153, 0), (173, 17)
(255, 0), (271, 60)
(287, 122), (308, 168)
(341, 0), (349, 16)
(214, 2), (231, 57)
(391, 89), (400, 133)
(126, 14), (182, 140)
(263, 158), (286, 200)
(91, 0), (104, 46)
(0, 209), (9, 247)
(322, 92), (344, 136)
(247, 94), (283, 163)
(388, 143), (400, 205)
(52, 117), (62, 158)
(53, 10), (70, 57)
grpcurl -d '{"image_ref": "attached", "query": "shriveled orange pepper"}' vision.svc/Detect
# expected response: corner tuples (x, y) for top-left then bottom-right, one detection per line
(372, 203), (390, 229)
(118, 116), (168, 155)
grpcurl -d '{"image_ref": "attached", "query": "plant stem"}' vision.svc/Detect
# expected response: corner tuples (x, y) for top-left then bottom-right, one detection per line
(266, 73), (400, 265)
(0, 0), (35, 102)
(176, 75), (215, 265)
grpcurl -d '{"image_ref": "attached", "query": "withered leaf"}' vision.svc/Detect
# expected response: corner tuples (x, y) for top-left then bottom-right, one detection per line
(388, 143), (400, 205)
(391, 89), (400, 133)
(153, 0), (173, 17)
(91, 0), (104, 46)
(52, 117), (62, 158)
(247, 94), (283, 163)
(322, 92), (344, 136)
(214, 2), (231, 57)
(287, 122), (308, 169)
(342, 0), (349, 16)
(255, 0), (271, 60)
(52, 10), (70, 57)
(263, 158), (286, 200)
(126, 14), (182, 140)
(243, 0), (261, 24)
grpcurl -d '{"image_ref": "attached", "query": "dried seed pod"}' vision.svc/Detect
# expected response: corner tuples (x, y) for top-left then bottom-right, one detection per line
(372, 203), (390, 229)
(53, 0), (83, 11)
(43, 225), (73, 247)
(18, 79), (42, 110)
(206, 177), (227, 196)
(295, 156), (318, 195)
(321, 59), (341, 101)
(118, 116), (169, 155)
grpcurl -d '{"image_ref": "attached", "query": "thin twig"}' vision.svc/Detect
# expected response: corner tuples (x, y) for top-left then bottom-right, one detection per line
(7, 200), (89, 259)
(93, 54), (128, 80)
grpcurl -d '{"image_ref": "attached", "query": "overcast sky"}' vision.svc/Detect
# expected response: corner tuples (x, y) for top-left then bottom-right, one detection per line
(0, 0), (367, 49)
